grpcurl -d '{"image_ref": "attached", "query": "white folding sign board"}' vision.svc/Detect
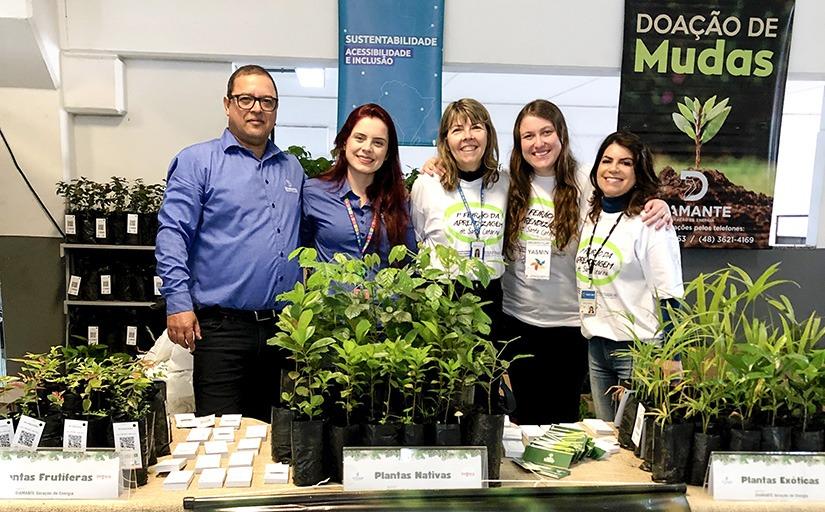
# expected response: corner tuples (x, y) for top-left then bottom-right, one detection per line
(343, 447), (486, 491)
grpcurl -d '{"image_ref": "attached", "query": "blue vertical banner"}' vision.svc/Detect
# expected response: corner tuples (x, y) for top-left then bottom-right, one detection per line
(338, 0), (444, 146)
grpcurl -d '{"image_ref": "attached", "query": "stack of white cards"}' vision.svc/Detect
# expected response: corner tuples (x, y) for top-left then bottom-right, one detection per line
(194, 454), (222, 473)
(187, 427), (213, 443)
(520, 425), (550, 443)
(225, 466), (253, 488)
(164, 470), (195, 491)
(198, 468), (226, 489)
(582, 418), (614, 435)
(175, 414), (216, 429)
(244, 424), (268, 439)
(212, 427), (236, 442)
(218, 414), (242, 429)
(228, 450), (255, 468)
(236, 437), (261, 453)
(503, 439), (525, 458)
(204, 440), (229, 455)
(153, 458), (188, 474)
(174, 414), (197, 429)
(264, 463), (289, 484)
(172, 442), (200, 460)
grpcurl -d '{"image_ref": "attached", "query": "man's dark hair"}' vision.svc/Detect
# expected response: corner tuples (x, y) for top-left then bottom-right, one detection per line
(226, 65), (278, 97)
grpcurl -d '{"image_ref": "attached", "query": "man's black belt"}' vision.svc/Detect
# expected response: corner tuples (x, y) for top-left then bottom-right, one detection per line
(196, 306), (279, 323)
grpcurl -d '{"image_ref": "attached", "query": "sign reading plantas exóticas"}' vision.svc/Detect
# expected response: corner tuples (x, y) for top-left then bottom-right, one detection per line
(618, 1), (795, 248)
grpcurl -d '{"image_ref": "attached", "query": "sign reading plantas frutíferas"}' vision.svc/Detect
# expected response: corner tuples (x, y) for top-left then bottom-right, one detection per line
(618, 0), (795, 248)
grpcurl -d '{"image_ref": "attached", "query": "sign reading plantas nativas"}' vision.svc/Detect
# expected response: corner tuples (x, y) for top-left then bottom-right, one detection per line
(618, 0), (795, 248)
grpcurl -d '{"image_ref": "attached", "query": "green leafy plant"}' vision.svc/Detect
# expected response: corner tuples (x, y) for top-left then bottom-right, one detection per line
(286, 145), (333, 178)
(672, 95), (731, 169)
(56, 177), (98, 212)
(128, 178), (166, 213)
(108, 354), (154, 419)
(272, 243), (521, 427)
(470, 338), (528, 415)
(107, 176), (130, 212)
(12, 347), (67, 418)
(269, 281), (337, 420)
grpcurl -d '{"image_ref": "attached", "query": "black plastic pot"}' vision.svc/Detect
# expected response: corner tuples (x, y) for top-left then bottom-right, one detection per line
(291, 419), (327, 486)
(151, 381), (171, 459)
(270, 406), (294, 463)
(617, 393), (639, 450)
(639, 415), (656, 472)
(651, 421), (694, 484)
(64, 211), (85, 243)
(433, 422), (462, 446)
(140, 213), (159, 246)
(792, 429), (824, 451)
(402, 423), (429, 446)
(365, 422), (402, 446)
(89, 214), (109, 244)
(760, 425), (792, 451)
(327, 424), (360, 483)
(464, 413), (505, 483)
(728, 429), (761, 451)
(107, 213), (127, 245)
(36, 411), (64, 448)
(688, 431), (722, 486)
(87, 415), (113, 448)
(106, 414), (155, 487)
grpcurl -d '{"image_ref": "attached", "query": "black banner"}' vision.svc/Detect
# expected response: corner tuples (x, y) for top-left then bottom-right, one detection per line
(618, 1), (795, 248)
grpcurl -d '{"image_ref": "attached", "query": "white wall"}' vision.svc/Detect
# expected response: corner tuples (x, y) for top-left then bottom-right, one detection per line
(0, 88), (63, 237)
(73, 60), (229, 183)
(61, 0), (825, 78)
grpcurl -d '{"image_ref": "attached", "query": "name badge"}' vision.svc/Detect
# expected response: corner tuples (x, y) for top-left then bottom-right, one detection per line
(580, 289), (597, 316)
(524, 241), (552, 280)
(470, 241), (485, 260)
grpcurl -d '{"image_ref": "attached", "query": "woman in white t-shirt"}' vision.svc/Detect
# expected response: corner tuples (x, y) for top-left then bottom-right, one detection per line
(410, 98), (509, 340)
(575, 131), (683, 421)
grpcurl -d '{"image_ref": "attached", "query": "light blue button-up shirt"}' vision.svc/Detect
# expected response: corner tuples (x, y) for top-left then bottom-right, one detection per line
(156, 129), (305, 314)
(301, 177), (416, 267)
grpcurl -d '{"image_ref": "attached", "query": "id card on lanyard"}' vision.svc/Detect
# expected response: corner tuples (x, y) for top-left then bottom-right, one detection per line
(458, 183), (485, 260)
(344, 197), (379, 255)
(580, 212), (624, 316)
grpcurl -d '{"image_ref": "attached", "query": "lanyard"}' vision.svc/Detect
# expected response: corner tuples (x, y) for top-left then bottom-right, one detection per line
(457, 182), (485, 240)
(585, 212), (624, 282)
(343, 198), (379, 255)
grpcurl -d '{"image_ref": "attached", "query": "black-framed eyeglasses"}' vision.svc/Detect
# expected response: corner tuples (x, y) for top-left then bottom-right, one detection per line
(228, 94), (279, 112)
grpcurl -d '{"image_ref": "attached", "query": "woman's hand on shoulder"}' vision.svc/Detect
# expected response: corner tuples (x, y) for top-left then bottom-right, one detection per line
(420, 156), (446, 177)
(641, 198), (672, 230)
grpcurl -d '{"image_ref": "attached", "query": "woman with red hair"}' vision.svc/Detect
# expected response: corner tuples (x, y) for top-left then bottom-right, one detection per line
(302, 103), (416, 267)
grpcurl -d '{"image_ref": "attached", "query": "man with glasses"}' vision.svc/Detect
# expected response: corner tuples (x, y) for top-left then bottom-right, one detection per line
(156, 65), (304, 421)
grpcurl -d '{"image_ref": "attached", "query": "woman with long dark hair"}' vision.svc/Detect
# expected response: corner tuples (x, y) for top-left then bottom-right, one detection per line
(576, 131), (683, 420)
(302, 103), (416, 266)
(501, 100), (671, 425)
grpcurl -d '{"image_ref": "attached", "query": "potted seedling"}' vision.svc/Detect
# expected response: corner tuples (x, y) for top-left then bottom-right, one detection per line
(128, 179), (166, 246)
(269, 284), (336, 486)
(107, 354), (156, 487)
(464, 337), (527, 483)
(106, 176), (131, 245)
(326, 336), (367, 482)
(56, 177), (99, 243)
(12, 347), (68, 447)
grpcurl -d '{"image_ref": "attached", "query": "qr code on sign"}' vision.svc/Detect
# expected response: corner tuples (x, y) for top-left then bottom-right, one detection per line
(119, 436), (136, 450)
(18, 430), (36, 447)
(67, 434), (82, 449)
(0, 433), (10, 447)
